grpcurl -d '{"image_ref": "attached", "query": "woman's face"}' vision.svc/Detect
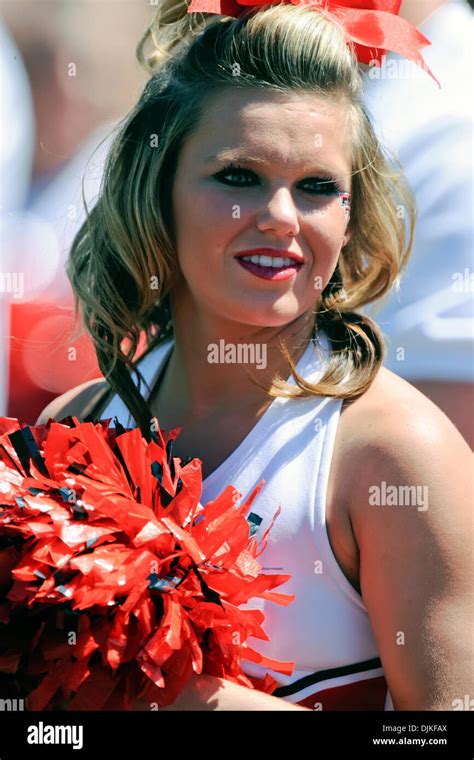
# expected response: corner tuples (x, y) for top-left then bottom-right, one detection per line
(171, 88), (353, 330)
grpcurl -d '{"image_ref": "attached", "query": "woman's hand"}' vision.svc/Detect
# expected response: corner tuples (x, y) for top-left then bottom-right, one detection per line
(131, 672), (311, 711)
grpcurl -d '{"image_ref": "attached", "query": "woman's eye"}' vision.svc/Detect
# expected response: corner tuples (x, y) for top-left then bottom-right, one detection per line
(214, 166), (256, 185)
(213, 164), (342, 195)
(302, 178), (342, 195)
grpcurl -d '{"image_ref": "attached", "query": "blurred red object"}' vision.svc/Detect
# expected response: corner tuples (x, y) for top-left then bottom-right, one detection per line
(7, 301), (102, 424)
(7, 301), (153, 425)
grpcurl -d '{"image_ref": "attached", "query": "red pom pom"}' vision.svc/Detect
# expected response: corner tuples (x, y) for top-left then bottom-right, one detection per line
(0, 416), (295, 709)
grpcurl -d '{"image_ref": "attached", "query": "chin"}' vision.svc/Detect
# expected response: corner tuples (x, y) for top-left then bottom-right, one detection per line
(228, 309), (304, 330)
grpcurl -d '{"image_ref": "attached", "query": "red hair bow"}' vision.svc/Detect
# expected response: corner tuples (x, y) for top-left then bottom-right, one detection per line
(186, 0), (439, 86)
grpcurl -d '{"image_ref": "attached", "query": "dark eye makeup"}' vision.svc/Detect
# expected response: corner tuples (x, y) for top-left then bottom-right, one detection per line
(213, 162), (346, 196)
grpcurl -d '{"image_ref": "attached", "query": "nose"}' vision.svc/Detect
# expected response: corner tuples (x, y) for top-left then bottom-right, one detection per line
(255, 185), (300, 237)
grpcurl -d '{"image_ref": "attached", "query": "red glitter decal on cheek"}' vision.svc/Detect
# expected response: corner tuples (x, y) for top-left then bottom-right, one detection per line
(339, 192), (351, 220)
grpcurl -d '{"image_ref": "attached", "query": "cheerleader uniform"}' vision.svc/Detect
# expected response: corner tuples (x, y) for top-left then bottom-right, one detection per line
(97, 332), (394, 711)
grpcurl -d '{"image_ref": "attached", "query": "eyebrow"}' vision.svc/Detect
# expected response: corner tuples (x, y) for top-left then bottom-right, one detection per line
(204, 150), (349, 182)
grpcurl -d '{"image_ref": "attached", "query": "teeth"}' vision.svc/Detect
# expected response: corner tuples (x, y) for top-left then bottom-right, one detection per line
(240, 255), (297, 268)
(259, 255), (274, 267)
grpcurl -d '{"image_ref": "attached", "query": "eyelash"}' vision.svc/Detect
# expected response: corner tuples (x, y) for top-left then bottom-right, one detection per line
(213, 162), (345, 196)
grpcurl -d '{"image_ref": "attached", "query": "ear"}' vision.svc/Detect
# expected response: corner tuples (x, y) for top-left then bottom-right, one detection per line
(342, 226), (352, 248)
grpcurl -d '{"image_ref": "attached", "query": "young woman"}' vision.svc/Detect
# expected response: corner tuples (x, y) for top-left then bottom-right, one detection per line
(37, 2), (473, 711)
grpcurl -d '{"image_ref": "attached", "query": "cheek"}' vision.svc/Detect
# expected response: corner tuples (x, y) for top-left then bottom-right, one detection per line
(171, 184), (232, 284)
(178, 182), (233, 229)
(306, 206), (347, 252)
(303, 208), (347, 287)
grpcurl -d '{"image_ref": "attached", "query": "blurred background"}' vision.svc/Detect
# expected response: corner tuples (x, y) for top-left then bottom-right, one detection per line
(0, 0), (473, 446)
(0, 0), (150, 424)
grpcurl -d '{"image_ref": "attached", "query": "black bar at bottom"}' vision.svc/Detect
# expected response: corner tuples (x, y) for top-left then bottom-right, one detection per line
(0, 709), (472, 758)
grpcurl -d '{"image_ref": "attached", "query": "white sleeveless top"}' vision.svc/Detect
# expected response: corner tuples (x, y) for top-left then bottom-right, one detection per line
(102, 332), (394, 711)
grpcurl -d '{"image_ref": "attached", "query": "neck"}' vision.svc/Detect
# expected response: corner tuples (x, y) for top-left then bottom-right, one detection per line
(159, 297), (317, 420)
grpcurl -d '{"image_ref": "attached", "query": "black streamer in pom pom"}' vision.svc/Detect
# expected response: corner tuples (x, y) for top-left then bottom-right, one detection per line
(8, 427), (50, 478)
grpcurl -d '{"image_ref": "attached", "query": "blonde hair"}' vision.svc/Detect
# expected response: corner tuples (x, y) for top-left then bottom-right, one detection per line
(68, 0), (416, 438)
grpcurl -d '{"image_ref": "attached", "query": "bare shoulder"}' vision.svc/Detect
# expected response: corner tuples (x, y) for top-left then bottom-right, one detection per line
(337, 365), (472, 462)
(330, 364), (473, 551)
(331, 367), (474, 709)
(327, 365), (473, 579)
(36, 377), (109, 425)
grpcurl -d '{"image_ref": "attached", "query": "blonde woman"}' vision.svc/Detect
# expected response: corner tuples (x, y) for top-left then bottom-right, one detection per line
(38, 1), (473, 711)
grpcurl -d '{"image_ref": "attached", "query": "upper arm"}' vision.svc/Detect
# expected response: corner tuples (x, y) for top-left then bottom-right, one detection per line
(346, 390), (473, 710)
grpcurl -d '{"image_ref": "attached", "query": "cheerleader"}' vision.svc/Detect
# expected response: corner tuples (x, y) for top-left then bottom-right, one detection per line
(38, 1), (473, 710)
